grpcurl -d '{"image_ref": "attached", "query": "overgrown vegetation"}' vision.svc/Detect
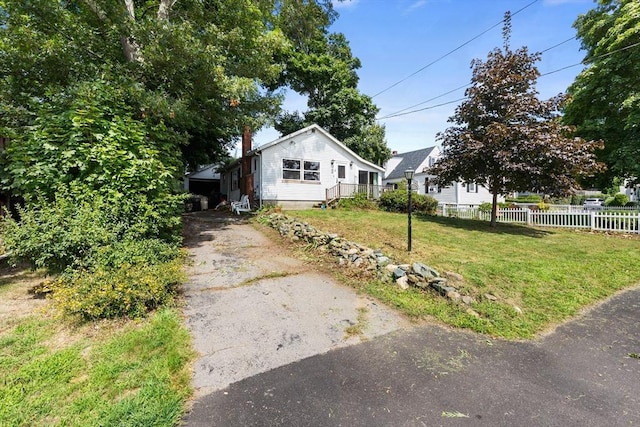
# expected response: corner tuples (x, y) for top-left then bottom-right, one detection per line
(283, 209), (640, 339)
(378, 188), (439, 215)
(336, 192), (378, 210)
(0, 82), (185, 320)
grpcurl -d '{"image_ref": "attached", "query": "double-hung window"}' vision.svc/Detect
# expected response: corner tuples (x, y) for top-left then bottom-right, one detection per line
(283, 159), (320, 182)
(467, 183), (478, 193)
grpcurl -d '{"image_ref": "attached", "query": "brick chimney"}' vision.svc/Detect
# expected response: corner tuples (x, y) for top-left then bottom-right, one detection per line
(241, 126), (254, 202)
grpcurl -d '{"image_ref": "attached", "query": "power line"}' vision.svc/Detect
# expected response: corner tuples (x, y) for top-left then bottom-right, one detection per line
(376, 83), (471, 120)
(371, 0), (539, 99)
(377, 40), (640, 121)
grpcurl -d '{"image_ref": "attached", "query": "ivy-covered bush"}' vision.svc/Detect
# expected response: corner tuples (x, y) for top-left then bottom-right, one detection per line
(379, 189), (438, 215)
(50, 260), (185, 320)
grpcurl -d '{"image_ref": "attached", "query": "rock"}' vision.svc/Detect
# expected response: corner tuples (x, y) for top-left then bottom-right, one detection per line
(347, 248), (359, 255)
(352, 257), (364, 268)
(446, 290), (461, 301)
(462, 295), (475, 305)
(376, 256), (390, 265)
(430, 281), (456, 296)
(428, 277), (448, 285)
(396, 275), (410, 290)
(484, 293), (498, 301)
(412, 262), (440, 279)
(512, 305), (523, 315)
(392, 267), (406, 279)
(443, 271), (464, 282)
(413, 281), (429, 289)
(406, 274), (420, 284)
(386, 264), (398, 272)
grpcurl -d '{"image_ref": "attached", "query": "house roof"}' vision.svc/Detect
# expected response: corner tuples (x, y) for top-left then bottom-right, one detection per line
(250, 123), (385, 173)
(385, 147), (438, 180)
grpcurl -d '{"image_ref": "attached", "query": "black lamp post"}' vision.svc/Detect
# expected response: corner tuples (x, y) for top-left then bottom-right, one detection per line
(404, 168), (414, 252)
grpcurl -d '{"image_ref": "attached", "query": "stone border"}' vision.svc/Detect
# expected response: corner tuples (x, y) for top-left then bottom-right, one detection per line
(259, 213), (509, 317)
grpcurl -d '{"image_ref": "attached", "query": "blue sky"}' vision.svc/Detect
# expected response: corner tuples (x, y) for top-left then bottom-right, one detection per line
(251, 0), (596, 155)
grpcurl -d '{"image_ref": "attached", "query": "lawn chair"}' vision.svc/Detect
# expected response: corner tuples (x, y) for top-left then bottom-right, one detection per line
(231, 195), (251, 215)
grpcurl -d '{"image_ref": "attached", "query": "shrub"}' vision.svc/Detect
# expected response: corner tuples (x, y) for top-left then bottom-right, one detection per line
(1, 192), (183, 274)
(606, 193), (629, 207)
(95, 239), (182, 270)
(337, 192), (377, 210)
(506, 194), (542, 203)
(51, 259), (185, 320)
(379, 189), (438, 215)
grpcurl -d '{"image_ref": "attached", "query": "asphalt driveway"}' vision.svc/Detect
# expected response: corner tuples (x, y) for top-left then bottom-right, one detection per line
(182, 211), (640, 426)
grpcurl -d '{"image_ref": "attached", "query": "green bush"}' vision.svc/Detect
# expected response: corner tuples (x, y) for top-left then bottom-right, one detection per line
(1, 192), (183, 274)
(379, 189), (438, 215)
(51, 260), (185, 320)
(95, 239), (182, 270)
(606, 193), (629, 207)
(506, 194), (542, 203)
(337, 192), (377, 210)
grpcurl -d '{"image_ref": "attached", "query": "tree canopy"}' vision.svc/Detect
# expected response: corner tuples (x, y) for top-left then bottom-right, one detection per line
(432, 14), (603, 226)
(273, 30), (390, 165)
(563, 0), (640, 187)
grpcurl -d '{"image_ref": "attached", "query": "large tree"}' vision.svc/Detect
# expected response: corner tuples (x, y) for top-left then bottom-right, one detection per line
(432, 14), (603, 226)
(0, 0), (343, 176)
(274, 31), (390, 165)
(563, 0), (640, 187)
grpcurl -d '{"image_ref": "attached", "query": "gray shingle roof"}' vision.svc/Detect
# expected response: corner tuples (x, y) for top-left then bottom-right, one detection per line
(386, 147), (437, 180)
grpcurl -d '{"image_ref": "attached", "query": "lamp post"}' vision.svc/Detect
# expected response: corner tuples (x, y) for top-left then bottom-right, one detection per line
(404, 168), (414, 252)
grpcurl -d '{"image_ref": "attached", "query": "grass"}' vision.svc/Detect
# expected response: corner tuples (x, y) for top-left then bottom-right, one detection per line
(0, 265), (195, 427)
(278, 209), (640, 339)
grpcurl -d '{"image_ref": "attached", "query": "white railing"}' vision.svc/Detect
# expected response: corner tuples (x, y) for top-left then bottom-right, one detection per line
(439, 205), (640, 234)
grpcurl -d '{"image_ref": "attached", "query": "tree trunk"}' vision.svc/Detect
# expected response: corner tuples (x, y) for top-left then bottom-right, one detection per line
(158, 0), (177, 21)
(491, 191), (498, 227)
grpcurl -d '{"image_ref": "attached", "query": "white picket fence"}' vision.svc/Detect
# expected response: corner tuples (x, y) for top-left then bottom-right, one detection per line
(439, 205), (640, 234)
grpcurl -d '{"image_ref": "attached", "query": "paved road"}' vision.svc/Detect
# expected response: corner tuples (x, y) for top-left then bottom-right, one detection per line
(182, 211), (640, 426)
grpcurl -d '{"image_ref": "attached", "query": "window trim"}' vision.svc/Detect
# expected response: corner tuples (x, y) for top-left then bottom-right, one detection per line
(282, 158), (321, 182)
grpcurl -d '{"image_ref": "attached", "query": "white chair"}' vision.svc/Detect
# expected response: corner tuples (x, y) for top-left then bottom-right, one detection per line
(231, 195), (251, 215)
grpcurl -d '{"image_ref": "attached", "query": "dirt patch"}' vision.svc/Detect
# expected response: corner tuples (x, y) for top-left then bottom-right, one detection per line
(0, 262), (50, 331)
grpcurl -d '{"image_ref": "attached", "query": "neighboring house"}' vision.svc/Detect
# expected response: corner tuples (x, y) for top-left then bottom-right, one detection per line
(383, 147), (500, 206)
(622, 179), (640, 203)
(221, 124), (385, 209)
(183, 164), (223, 206)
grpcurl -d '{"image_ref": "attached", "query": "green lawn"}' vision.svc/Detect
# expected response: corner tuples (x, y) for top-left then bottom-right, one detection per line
(281, 209), (640, 339)
(0, 266), (194, 427)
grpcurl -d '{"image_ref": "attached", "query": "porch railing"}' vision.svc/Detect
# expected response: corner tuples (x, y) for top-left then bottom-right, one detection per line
(326, 183), (384, 205)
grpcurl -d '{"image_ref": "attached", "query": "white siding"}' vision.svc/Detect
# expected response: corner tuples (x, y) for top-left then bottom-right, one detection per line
(258, 130), (378, 204)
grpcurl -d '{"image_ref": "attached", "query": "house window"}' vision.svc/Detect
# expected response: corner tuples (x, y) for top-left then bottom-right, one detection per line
(338, 165), (346, 179)
(425, 178), (430, 193)
(282, 159), (320, 182)
(428, 157), (436, 167)
(304, 161), (320, 181)
(231, 168), (239, 190)
(283, 159), (301, 179)
(467, 183), (478, 193)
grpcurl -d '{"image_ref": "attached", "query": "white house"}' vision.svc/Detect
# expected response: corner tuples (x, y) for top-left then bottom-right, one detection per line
(221, 124), (385, 209)
(383, 147), (501, 206)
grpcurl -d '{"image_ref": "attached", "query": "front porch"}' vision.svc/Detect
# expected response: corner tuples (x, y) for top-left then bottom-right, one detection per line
(325, 183), (386, 206)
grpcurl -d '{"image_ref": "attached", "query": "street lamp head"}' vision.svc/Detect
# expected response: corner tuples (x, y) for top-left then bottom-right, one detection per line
(404, 168), (414, 180)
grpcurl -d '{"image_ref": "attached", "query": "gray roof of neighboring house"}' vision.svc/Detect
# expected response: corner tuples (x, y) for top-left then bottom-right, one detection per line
(386, 147), (438, 180)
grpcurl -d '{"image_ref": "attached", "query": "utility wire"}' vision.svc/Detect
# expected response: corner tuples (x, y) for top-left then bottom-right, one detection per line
(377, 40), (640, 121)
(371, 0), (539, 98)
(377, 36), (572, 120)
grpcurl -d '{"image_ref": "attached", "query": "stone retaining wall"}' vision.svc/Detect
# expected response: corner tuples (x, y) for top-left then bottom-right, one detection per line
(259, 213), (504, 316)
